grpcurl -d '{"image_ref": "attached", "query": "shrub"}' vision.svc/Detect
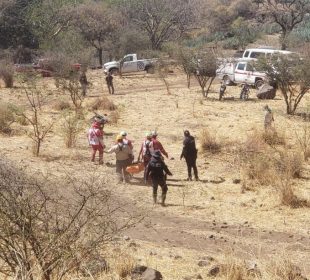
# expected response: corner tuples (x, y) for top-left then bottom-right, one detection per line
(53, 99), (71, 111)
(0, 102), (14, 134)
(114, 254), (135, 279)
(262, 129), (286, 146)
(276, 151), (303, 179)
(200, 128), (221, 154)
(0, 63), (14, 88)
(109, 110), (120, 124)
(62, 112), (83, 148)
(90, 97), (117, 111)
(295, 123), (310, 161)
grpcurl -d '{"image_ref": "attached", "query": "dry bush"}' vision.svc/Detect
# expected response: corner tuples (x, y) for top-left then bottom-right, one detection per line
(262, 129), (286, 146)
(62, 111), (83, 148)
(295, 123), (310, 161)
(243, 153), (275, 186)
(114, 254), (135, 279)
(262, 258), (307, 280)
(53, 99), (71, 111)
(276, 151), (303, 179)
(89, 97), (117, 111)
(0, 62), (14, 88)
(243, 130), (268, 154)
(0, 102), (14, 134)
(200, 128), (221, 154)
(0, 159), (140, 280)
(276, 174), (308, 208)
(109, 110), (120, 124)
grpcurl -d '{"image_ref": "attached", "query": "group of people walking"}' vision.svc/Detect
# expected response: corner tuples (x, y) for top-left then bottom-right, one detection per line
(87, 118), (199, 206)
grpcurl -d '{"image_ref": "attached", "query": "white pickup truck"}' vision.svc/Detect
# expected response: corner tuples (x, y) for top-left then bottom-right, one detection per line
(216, 60), (266, 88)
(103, 54), (157, 74)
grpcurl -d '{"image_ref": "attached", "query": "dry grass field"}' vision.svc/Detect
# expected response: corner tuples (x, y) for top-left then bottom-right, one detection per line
(0, 69), (309, 279)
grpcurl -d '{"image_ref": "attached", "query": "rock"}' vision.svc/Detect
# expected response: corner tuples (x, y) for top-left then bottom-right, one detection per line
(123, 235), (131, 241)
(208, 265), (220, 277)
(183, 274), (203, 280)
(80, 255), (109, 277)
(198, 260), (209, 267)
(132, 266), (163, 280)
(256, 84), (276, 99)
(233, 179), (241, 184)
(245, 260), (257, 271)
(200, 256), (215, 262)
(208, 235), (215, 239)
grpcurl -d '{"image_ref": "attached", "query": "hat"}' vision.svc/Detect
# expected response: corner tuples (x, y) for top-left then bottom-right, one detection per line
(145, 132), (152, 139)
(184, 130), (190, 136)
(120, 131), (127, 137)
(116, 135), (123, 142)
(151, 131), (158, 137)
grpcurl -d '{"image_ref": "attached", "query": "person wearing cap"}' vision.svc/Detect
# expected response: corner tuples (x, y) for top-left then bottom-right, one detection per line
(145, 151), (172, 206)
(138, 132), (154, 167)
(106, 135), (134, 183)
(151, 131), (168, 158)
(180, 130), (199, 181)
(87, 121), (105, 164)
(120, 131), (133, 150)
(264, 105), (274, 131)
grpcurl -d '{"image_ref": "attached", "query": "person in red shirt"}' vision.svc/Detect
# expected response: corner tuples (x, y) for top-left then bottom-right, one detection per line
(87, 121), (105, 164)
(138, 132), (153, 167)
(151, 131), (168, 158)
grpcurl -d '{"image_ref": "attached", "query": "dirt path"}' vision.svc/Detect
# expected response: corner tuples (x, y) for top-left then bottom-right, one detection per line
(122, 195), (310, 275)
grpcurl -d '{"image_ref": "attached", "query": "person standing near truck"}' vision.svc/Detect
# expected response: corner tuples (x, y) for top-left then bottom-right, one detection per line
(264, 105), (275, 131)
(105, 72), (114, 95)
(79, 70), (88, 96)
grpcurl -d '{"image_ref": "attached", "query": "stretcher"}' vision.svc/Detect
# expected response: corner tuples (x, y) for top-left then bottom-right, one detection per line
(126, 162), (144, 174)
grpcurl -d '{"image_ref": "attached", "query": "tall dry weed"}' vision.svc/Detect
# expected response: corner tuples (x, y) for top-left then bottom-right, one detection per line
(200, 128), (221, 154)
(0, 63), (14, 88)
(0, 102), (14, 134)
(90, 97), (117, 111)
(295, 123), (310, 161)
(62, 112), (83, 148)
(114, 254), (135, 279)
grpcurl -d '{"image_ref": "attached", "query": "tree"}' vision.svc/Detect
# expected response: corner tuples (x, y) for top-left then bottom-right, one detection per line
(175, 47), (195, 88)
(72, 3), (119, 66)
(258, 0), (310, 50)
(192, 51), (217, 97)
(259, 54), (310, 114)
(0, 0), (38, 49)
(17, 77), (53, 156)
(0, 158), (140, 280)
(124, 0), (195, 50)
(27, 0), (80, 47)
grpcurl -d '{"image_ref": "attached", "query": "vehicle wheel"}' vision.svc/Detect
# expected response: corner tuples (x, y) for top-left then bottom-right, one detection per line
(146, 66), (155, 74)
(255, 79), (264, 89)
(109, 68), (119, 75)
(223, 75), (232, 86)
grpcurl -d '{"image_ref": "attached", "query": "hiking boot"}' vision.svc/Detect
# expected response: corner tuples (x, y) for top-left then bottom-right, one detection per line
(186, 177), (192, 181)
(99, 161), (104, 165)
(195, 177), (199, 181)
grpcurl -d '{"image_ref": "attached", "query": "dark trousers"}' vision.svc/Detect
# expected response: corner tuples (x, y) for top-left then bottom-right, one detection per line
(107, 83), (114, 95)
(185, 157), (198, 179)
(151, 176), (168, 197)
(116, 159), (130, 182)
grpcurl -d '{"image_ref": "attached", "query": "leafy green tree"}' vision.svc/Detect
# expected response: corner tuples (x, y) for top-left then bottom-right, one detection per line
(258, 0), (310, 50)
(71, 3), (119, 66)
(123, 0), (195, 50)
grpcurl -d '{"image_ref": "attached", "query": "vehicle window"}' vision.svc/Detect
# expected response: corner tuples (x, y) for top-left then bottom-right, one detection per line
(123, 56), (133, 62)
(244, 51), (250, 58)
(237, 63), (246, 71)
(246, 63), (254, 72)
(250, 52), (264, 58)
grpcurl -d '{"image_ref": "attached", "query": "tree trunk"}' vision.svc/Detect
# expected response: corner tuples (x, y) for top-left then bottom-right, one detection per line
(98, 48), (103, 67)
(280, 31), (288, 50)
(205, 76), (215, 97)
(187, 74), (191, 88)
(35, 139), (41, 157)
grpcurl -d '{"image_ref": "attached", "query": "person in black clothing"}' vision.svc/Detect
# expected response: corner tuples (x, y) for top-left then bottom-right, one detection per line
(145, 151), (172, 206)
(105, 72), (114, 95)
(79, 70), (88, 96)
(180, 130), (199, 181)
